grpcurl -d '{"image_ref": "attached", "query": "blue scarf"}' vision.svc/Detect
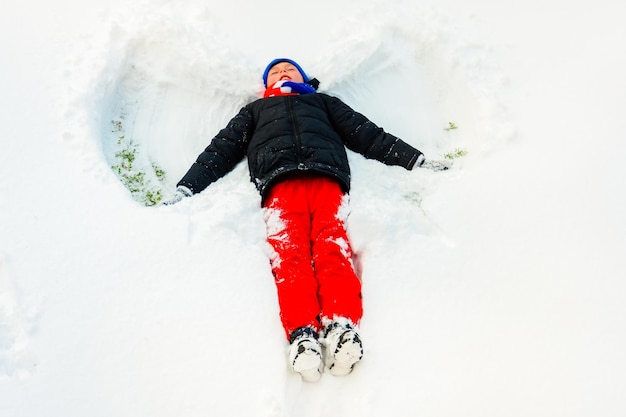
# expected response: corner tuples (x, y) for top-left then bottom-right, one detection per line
(264, 80), (317, 98)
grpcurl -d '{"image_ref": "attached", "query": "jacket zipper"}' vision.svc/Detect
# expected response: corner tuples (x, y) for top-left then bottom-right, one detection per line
(286, 96), (305, 169)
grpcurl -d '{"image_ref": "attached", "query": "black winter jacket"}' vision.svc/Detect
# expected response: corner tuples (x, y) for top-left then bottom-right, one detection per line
(177, 93), (423, 202)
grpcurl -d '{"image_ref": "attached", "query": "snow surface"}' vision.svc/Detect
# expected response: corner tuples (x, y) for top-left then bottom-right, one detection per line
(1, 0), (626, 415)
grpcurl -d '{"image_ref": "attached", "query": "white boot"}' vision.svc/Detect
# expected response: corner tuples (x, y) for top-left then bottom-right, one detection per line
(323, 322), (363, 376)
(288, 328), (323, 382)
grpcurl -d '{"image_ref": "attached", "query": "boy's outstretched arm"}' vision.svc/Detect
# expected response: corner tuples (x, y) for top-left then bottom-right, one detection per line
(327, 95), (451, 171)
(161, 106), (253, 206)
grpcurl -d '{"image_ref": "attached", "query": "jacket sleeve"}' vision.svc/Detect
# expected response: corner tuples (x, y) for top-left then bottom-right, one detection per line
(177, 106), (253, 194)
(326, 95), (422, 169)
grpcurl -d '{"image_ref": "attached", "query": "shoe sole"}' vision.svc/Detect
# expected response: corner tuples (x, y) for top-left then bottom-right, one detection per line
(328, 330), (363, 376)
(292, 341), (323, 382)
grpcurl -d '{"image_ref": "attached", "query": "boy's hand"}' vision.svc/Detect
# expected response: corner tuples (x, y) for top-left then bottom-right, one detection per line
(161, 186), (192, 206)
(420, 159), (452, 171)
(416, 155), (452, 171)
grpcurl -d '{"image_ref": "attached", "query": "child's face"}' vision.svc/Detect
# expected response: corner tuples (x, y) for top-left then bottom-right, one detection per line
(266, 62), (304, 87)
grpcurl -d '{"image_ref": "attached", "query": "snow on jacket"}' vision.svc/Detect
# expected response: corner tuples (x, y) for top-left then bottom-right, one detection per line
(177, 92), (423, 202)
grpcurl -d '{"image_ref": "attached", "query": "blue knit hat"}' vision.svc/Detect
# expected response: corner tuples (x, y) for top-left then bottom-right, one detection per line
(263, 58), (309, 87)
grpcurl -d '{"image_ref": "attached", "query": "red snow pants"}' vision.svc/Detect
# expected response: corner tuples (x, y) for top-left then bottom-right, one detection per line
(263, 176), (363, 339)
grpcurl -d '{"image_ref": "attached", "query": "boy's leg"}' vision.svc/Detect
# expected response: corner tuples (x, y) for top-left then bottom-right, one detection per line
(307, 178), (364, 375)
(308, 178), (363, 326)
(264, 180), (321, 339)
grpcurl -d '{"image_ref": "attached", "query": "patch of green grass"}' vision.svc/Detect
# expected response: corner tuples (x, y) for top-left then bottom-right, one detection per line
(445, 121), (458, 131)
(110, 119), (166, 206)
(444, 148), (468, 160)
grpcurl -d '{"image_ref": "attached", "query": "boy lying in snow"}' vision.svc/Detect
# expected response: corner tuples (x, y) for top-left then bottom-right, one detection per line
(163, 58), (450, 382)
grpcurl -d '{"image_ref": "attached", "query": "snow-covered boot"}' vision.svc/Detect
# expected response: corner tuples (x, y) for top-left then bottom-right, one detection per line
(288, 327), (323, 382)
(323, 322), (363, 376)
